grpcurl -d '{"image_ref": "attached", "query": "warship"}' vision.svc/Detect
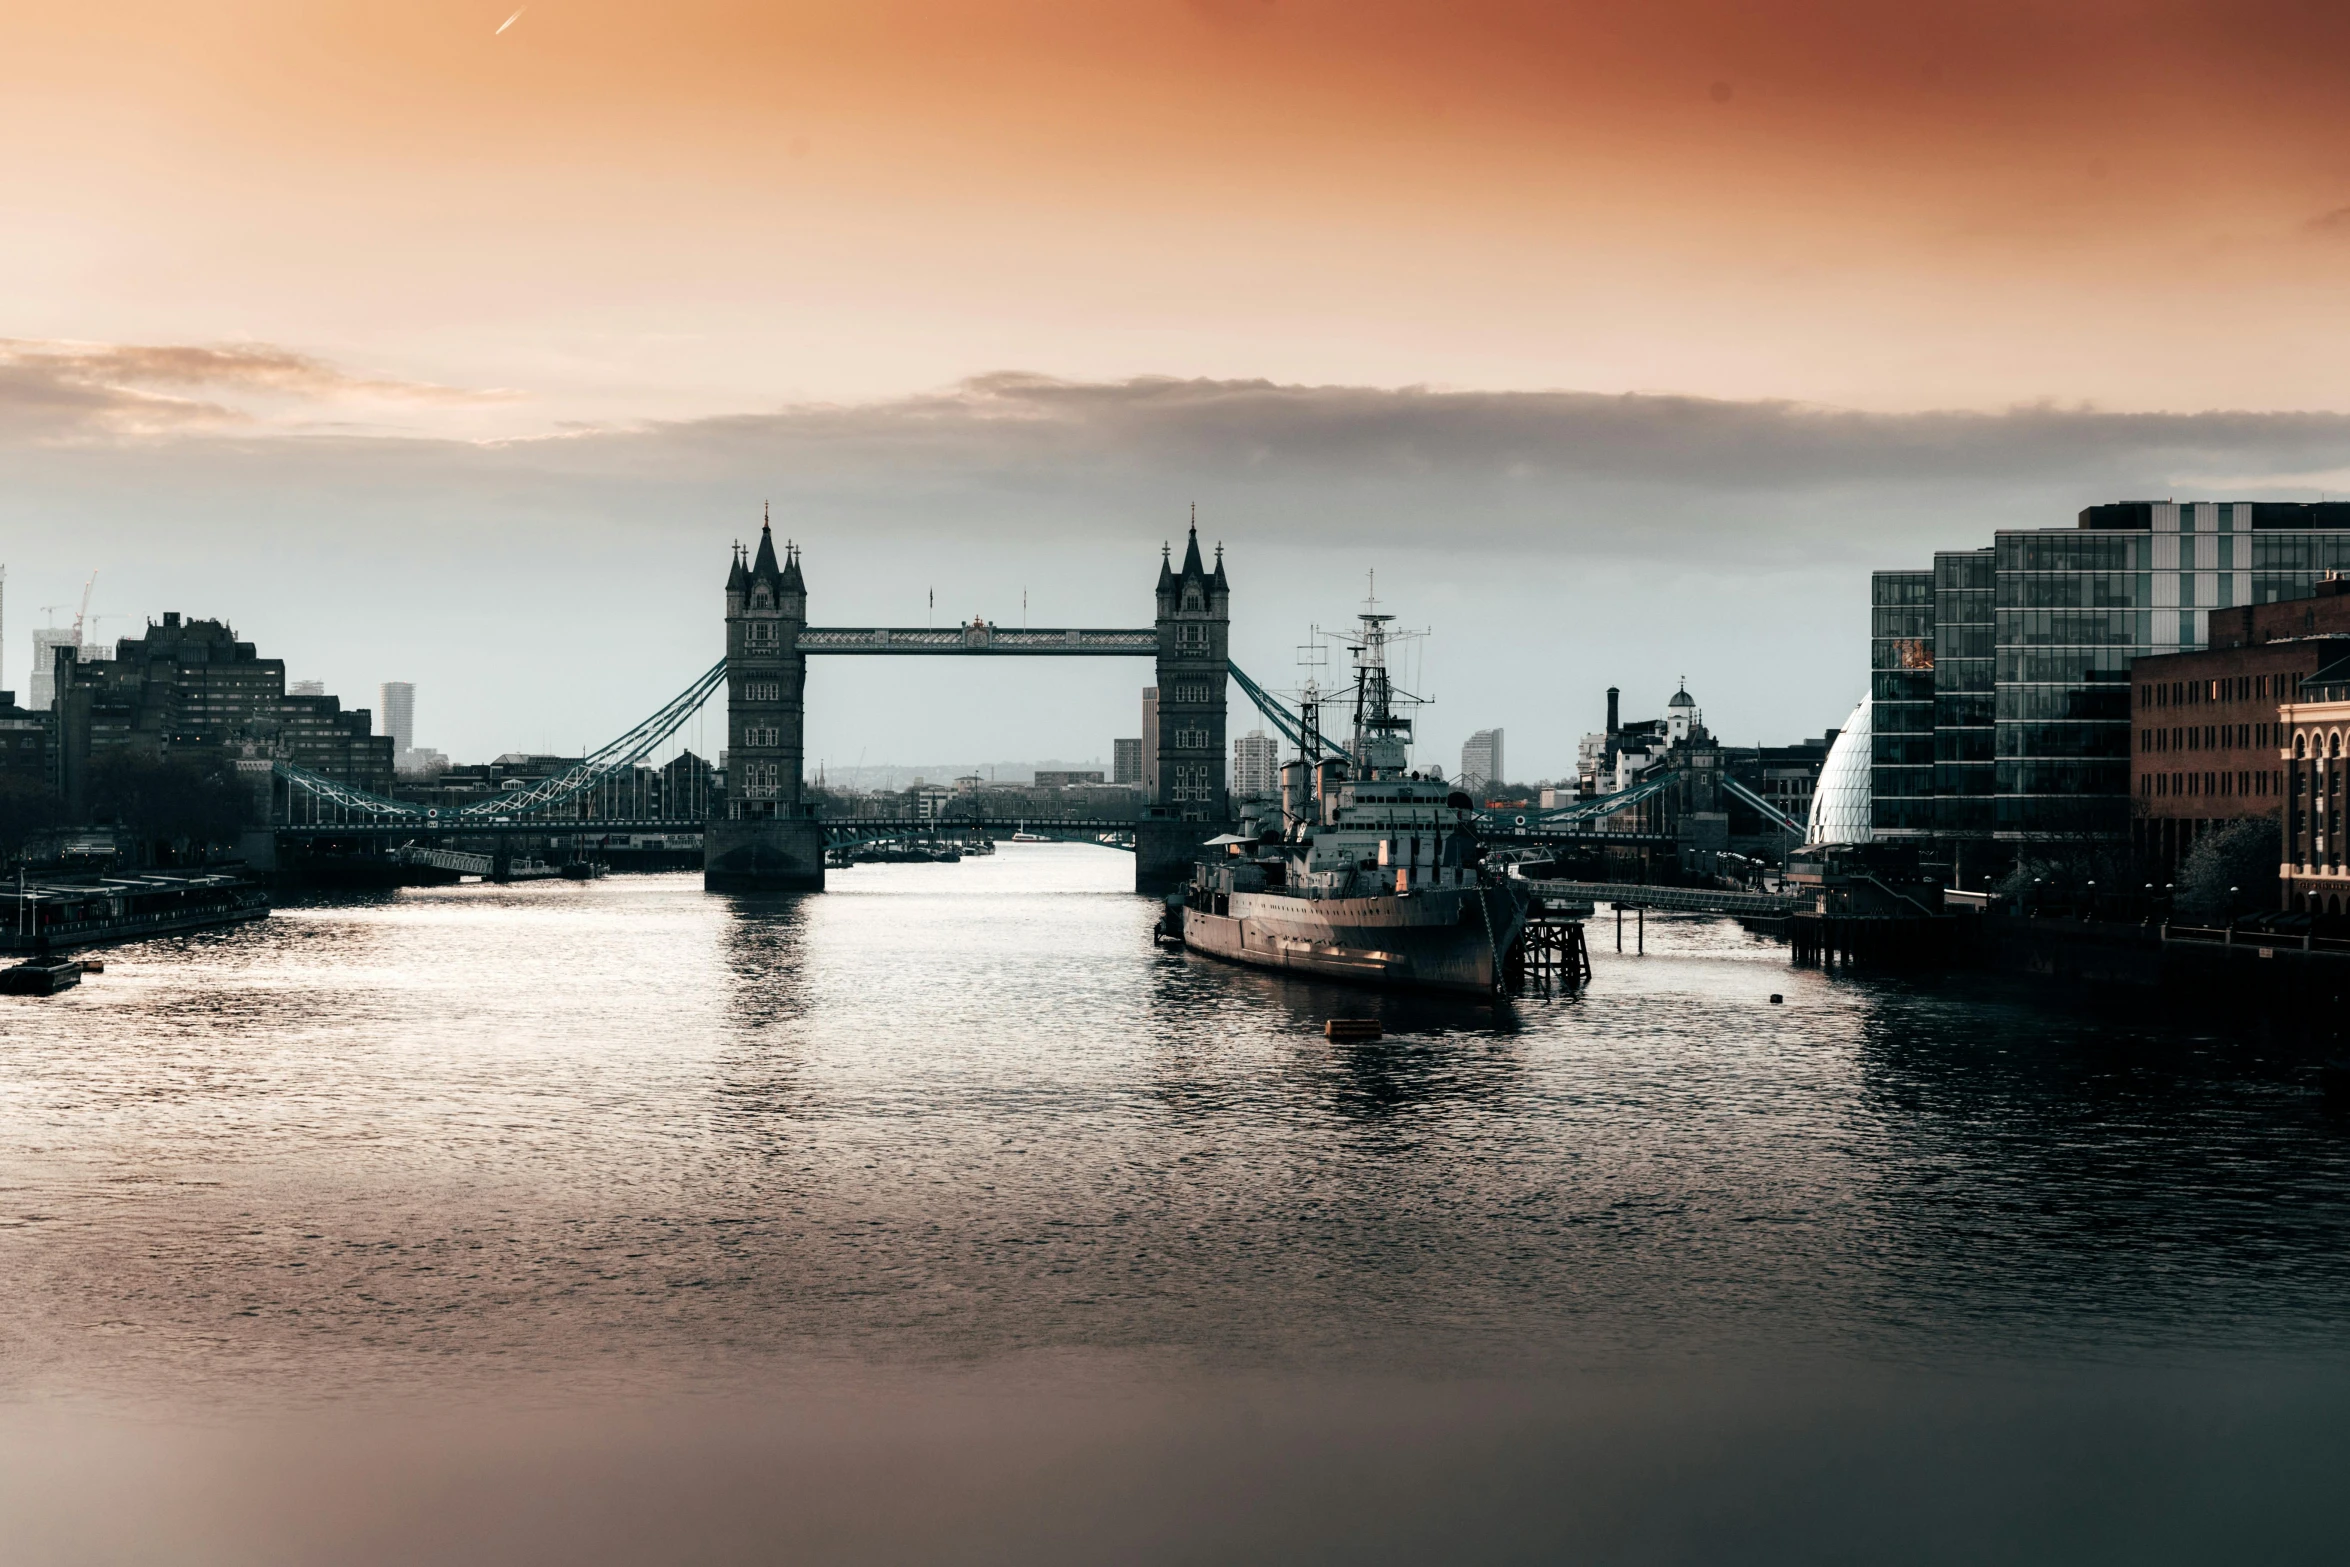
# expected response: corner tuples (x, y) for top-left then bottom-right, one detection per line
(1173, 607), (1530, 996)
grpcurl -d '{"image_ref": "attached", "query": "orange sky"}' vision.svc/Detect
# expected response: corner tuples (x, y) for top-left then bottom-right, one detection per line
(8, 1), (2350, 433)
(13, 3), (2350, 766)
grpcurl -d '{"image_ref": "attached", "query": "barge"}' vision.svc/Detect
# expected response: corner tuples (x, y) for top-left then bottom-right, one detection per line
(0, 956), (83, 996)
(3, 871), (269, 956)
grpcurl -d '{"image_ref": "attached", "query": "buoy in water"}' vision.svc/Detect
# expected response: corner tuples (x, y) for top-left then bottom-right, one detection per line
(1768, 993), (1783, 1004)
(1325, 1018), (1383, 1042)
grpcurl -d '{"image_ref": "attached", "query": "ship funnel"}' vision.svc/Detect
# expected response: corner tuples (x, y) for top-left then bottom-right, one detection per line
(1279, 759), (1310, 833)
(1314, 756), (1349, 827)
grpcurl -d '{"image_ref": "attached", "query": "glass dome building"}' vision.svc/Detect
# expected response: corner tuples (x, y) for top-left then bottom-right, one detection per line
(1806, 697), (1874, 845)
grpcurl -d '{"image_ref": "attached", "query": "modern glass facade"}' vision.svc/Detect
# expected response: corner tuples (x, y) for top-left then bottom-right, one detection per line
(1875, 501), (2350, 851)
(1806, 697), (1873, 844)
(1933, 549), (1994, 841)
(1870, 570), (1935, 837)
(1994, 526), (2140, 838)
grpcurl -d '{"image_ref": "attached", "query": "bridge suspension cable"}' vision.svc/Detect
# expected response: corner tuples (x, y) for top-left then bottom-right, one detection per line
(1718, 775), (1806, 838)
(1226, 661), (1341, 761)
(274, 659), (729, 824)
(1473, 772), (1674, 836)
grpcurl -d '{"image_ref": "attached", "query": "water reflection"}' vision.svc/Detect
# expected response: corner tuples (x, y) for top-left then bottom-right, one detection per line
(1838, 975), (2350, 1354)
(716, 893), (814, 1030)
(6, 849), (2350, 1411)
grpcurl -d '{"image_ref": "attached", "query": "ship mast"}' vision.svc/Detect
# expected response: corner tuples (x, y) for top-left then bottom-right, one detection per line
(1347, 571), (1416, 779)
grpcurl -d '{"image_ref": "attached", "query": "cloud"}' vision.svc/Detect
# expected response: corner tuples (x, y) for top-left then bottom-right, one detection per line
(2305, 205), (2350, 238)
(0, 339), (513, 441)
(20, 362), (2350, 561)
(530, 374), (2350, 554)
(14, 364), (2350, 768)
(578, 372), (2350, 488)
(16, 357), (2350, 533)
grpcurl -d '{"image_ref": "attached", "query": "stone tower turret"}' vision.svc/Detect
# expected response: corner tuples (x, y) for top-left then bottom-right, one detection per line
(1133, 513), (1234, 890)
(1150, 518), (1231, 824)
(705, 509), (825, 891)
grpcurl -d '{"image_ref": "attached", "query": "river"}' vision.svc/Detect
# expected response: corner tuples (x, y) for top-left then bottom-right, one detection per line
(4, 844), (2347, 1563)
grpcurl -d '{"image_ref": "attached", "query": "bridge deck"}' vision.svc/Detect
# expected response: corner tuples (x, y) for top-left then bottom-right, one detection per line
(272, 817), (1152, 839)
(798, 627), (1158, 654)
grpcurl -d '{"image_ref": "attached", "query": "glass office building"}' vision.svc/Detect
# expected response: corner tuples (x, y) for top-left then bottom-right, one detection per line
(1873, 500), (2350, 858)
(1933, 549), (1995, 843)
(1868, 570), (1935, 837)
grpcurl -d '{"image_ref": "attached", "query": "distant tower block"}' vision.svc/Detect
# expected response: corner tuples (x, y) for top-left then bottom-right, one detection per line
(379, 682), (415, 754)
(704, 513), (827, 892)
(1460, 728), (1503, 793)
(1232, 729), (1279, 801)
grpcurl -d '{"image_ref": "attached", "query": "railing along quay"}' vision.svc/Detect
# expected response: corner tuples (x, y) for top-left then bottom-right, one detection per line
(1519, 879), (1797, 917)
(2160, 923), (2350, 959)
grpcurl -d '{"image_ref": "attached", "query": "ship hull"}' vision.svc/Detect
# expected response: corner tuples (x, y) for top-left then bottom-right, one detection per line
(1180, 885), (1527, 996)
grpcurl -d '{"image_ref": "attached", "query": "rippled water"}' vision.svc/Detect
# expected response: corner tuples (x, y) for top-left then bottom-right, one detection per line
(6, 844), (2350, 1562)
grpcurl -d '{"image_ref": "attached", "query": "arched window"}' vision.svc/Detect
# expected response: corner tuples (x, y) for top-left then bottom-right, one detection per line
(2296, 732), (2308, 758)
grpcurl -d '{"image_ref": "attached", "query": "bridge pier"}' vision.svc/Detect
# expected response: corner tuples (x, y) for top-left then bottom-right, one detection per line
(1135, 815), (1215, 893)
(706, 811), (827, 892)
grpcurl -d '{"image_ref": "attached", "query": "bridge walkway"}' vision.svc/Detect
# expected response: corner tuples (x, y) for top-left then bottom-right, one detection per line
(1520, 879), (1798, 917)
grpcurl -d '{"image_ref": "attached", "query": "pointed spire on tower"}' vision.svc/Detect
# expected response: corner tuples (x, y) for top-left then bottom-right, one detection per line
(780, 537), (805, 593)
(1211, 539), (1228, 591)
(1157, 539), (1175, 592)
(1179, 517), (1206, 579)
(749, 509), (782, 582)
(726, 538), (748, 592)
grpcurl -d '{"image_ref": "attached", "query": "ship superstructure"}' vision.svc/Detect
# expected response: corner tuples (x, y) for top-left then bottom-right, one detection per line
(1175, 607), (1531, 996)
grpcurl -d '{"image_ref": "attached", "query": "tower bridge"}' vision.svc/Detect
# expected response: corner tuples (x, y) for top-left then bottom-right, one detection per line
(711, 519), (1231, 891)
(266, 514), (1685, 890)
(264, 515), (1691, 891)
(267, 518), (1237, 894)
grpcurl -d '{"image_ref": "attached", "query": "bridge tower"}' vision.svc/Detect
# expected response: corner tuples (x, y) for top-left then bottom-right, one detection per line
(1136, 521), (1232, 889)
(705, 516), (827, 891)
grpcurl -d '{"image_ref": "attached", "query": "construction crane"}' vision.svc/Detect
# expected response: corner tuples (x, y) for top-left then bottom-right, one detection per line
(40, 575), (97, 641)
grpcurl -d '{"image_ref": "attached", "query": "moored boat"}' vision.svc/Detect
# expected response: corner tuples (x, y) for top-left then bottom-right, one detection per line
(3, 871), (269, 956)
(1173, 606), (1530, 996)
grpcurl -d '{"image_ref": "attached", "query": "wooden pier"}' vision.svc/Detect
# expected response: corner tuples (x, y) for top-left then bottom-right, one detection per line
(1505, 909), (1592, 996)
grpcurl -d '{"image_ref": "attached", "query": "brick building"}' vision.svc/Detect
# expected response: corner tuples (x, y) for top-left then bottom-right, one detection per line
(54, 613), (391, 820)
(2280, 655), (2350, 914)
(2131, 578), (2350, 877)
